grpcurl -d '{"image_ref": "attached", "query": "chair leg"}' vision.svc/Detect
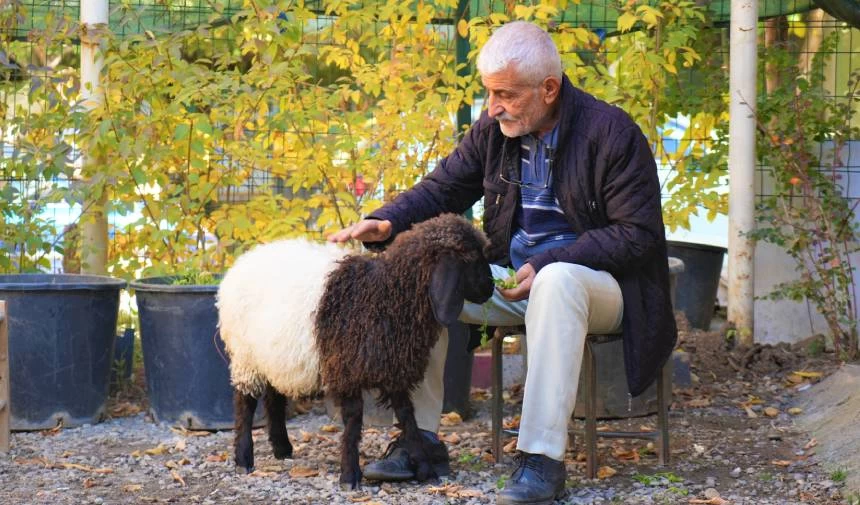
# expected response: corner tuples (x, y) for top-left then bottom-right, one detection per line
(584, 341), (598, 479)
(656, 358), (671, 466)
(491, 329), (504, 463)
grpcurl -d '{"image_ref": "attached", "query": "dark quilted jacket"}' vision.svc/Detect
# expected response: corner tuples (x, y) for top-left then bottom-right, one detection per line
(368, 75), (677, 396)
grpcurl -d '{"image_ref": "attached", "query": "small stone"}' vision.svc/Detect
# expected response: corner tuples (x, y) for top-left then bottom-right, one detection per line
(730, 467), (742, 478)
(705, 476), (717, 487)
(704, 488), (721, 499)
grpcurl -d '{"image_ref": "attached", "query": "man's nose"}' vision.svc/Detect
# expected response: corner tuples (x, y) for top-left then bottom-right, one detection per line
(487, 95), (503, 118)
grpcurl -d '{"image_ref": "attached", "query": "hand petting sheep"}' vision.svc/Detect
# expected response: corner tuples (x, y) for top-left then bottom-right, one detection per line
(217, 213), (494, 489)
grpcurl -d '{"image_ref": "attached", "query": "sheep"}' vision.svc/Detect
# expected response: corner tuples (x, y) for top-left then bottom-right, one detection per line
(217, 213), (495, 489)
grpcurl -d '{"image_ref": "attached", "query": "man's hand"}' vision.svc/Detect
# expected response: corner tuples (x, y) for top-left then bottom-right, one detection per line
(497, 263), (535, 302)
(327, 219), (393, 243)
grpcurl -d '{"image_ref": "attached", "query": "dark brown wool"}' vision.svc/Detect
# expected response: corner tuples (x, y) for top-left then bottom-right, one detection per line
(313, 213), (490, 406)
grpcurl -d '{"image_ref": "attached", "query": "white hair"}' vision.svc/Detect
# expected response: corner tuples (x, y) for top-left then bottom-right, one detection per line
(476, 21), (563, 85)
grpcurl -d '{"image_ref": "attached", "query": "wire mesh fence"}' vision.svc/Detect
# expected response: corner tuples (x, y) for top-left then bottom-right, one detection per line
(0, 0), (857, 275)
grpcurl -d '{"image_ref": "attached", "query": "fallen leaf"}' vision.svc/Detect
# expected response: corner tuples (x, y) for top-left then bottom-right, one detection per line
(289, 466), (319, 478)
(14, 457), (51, 467)
(440, 432), (461, 444)
(170, 470), (186, 487)
(503, 438), (518, 454)
(788, 407), (803, 415)
(348, 495), (373, 503)
(248, 470), (278, 478)
(169, 426), (211, 437)
(787, 374), (805, 384)
(792, 371), (822, 378)
(41, 420), (64, 437)
(122, 484), (143, 492)
(299, 430), (314, 442)
(689, 498), (729, 505)
(144, 444), (169, 456)
(764, 407), (780, 417)
(320, 424), (341, 433)
(205, 452), (228, 463)
(440, 412), (463, 426)
(686, 398), (711, 408)
(771, 459), (792, 467)
(612, 448), (640, 462)
(174, 439), (187, 451)
(597, 466), (617, 479)
(59, 463), (114, 474)
(426, 483), (484, 498)
(82, 477), (97, 488)
(503, 415), (521, 430)
(744, 406), (758, 418)
(803, 438), (818, 450)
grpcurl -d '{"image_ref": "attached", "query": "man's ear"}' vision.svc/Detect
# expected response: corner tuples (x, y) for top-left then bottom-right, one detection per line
(542, 75), (561, 104)
(429, 255), (465, 327)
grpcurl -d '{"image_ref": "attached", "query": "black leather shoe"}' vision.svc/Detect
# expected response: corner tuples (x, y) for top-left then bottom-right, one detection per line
(363, 437), (450, 482)
(496, 452), (566, 505)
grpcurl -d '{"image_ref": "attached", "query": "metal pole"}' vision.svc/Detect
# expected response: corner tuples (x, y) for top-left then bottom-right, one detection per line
(727, 0), (757, 346)
(79, 0), (109, 274)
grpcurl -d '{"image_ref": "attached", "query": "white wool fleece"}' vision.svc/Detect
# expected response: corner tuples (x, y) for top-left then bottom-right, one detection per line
(216, 239), (348, 398)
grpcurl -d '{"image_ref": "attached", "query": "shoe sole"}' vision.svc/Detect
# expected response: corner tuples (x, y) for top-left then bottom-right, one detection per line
(496, 487), (564, 505)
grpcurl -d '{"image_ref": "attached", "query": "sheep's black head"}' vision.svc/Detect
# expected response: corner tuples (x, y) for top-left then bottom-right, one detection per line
(405, 214), (494, 326)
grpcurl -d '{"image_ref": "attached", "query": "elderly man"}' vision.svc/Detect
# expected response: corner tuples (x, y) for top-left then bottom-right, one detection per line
(328, 21), (677, 505)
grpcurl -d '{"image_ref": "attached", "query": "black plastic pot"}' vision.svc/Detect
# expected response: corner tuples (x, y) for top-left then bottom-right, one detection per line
(131, 276), (242, 429)
(666, 241), (727, 330)
(0, 274), (125, 430)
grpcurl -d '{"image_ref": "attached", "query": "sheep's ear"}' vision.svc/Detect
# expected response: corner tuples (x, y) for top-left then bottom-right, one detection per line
(429, 256), (465, 327)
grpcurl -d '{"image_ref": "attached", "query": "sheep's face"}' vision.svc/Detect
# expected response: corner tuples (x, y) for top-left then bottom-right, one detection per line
(462, 254), (494, 305)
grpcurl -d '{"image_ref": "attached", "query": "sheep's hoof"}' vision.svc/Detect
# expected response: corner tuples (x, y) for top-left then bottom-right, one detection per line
(339, 471), (362, 490)
(272, 443), (293, 460)
(414, 462), (439, 483)
(235, 465), (254, 475)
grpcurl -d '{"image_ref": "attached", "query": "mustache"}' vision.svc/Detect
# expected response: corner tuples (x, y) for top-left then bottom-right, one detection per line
(495, 113), (516, 122)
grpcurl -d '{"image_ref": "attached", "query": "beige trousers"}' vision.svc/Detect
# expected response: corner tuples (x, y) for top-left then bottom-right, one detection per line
(412, 262), (623, 461)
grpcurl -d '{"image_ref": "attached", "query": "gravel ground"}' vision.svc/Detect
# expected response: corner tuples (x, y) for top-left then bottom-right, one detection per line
(0, 319), (856, 505)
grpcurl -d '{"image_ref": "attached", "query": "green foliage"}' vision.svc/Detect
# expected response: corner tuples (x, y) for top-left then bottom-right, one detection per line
(632, 471), (684, 486)
(749, 31), (860, 361)
(830, 467), (848, 483)
(170, 270), (220, 286)
(494, 266), (517, 289)
(87, 0), (470, 278)
(0, 8), (79, 272)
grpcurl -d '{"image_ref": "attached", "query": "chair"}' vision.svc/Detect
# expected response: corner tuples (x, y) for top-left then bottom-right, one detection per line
(489, 257), (683, 479)
(0, 300), (10, 452)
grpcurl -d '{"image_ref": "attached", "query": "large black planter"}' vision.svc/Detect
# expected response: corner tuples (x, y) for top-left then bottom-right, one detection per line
(0, 274), (125, 430)
(132, 276), (238, 430)
(666, 241), (727, 330)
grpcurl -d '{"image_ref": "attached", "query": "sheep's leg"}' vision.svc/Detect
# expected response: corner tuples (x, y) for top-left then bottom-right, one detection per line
(264, 383), (293, 460)
(233, 390), (258, 473)
(338, 392), (364, 490)
(389, 391), (438, 482)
